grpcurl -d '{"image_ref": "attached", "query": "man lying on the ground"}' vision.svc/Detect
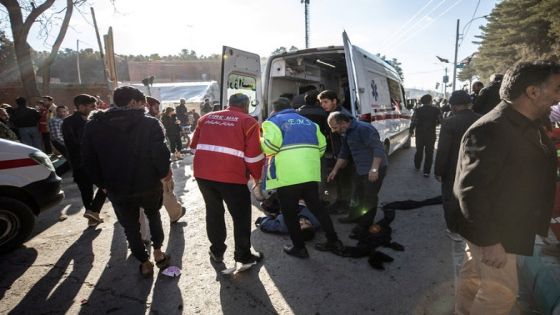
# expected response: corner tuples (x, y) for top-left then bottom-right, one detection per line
(255, 202), (320, 241)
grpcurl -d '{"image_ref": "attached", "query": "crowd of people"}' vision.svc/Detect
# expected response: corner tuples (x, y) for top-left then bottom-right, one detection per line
(1, 60), (559, 315)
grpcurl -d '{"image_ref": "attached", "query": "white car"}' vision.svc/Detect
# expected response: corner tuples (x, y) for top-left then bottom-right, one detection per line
(0, 139), (64, 253)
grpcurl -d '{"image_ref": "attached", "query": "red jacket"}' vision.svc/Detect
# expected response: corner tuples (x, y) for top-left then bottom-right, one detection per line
(190, 106), (264, 184)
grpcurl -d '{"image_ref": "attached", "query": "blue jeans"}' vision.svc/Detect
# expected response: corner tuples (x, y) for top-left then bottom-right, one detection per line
(18, 127), (43, 150)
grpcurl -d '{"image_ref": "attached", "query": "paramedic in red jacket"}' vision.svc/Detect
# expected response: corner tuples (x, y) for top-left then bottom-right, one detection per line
(190, 93), (265, 270)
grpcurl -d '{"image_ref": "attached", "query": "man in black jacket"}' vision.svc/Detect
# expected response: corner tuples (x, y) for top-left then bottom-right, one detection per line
(454, 61), (560, 314)
(409, 94), (441, 177)
(433, 90), (480, 241)
(318, 90), (355, 219)
(82, 86), (172, 276)
(473, 73), (503, 115)
(62, 94), (107, 227)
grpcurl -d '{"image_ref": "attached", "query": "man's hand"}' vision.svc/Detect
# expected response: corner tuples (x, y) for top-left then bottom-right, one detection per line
(327, 170), (338, 182)
(481, 243), (507, 268)
(163, 169), (173, 182)
(368, 171), (379, 183)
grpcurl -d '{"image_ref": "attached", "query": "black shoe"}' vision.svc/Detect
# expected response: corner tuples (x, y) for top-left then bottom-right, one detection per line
(423, 173), (430, 178)
(236, 252), (264, 272)
(314, 240), (346, 256)
(209, 250), (224, 263)
(283, 245), (309, 259)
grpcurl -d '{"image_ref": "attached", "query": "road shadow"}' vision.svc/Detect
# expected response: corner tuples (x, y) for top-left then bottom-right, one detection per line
(78, 222), (153, 315)
(8, 228), (101, 314)
(208, 258), (277, 315)
(150, 221), (187, 314)
(0, 247), (38, 300)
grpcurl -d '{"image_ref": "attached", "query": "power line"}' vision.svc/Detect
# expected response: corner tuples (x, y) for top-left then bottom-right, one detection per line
(380, 0), (435, 47)
(388, 0), (464, 53)
(459, 0), (481, 47)
(383, 0), (449, 49)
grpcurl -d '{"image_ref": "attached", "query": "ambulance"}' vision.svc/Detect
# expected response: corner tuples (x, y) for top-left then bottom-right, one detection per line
(0, 139), (64, 253)
(220, 31), (411, 154)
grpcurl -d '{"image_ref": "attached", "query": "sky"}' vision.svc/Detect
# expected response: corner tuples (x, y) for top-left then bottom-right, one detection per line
(14, 0), (500, 91)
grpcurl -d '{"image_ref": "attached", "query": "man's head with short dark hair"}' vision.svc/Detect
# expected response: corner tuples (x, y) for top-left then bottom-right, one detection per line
(15, 97), (26, 107)
(113, 86), (146, 107)
(228, 93), (250, 111)
(420, 94), (433, 105)
(146, 96), (160, 106)
(55, 105), (68, 118)
(500, 61), (560, 102)
(472, 81), (484, 94)
(318, 90), (338, 102)
(304, 90), (320, 106)
(318, 90), (339, 112)
(74, 94), (97, 108)
(272, 97), (292, 112)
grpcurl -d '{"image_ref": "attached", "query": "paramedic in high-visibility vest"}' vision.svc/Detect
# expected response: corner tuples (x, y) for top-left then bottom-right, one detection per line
(190, 93), (265, 271)
(261, 97), (345, 259)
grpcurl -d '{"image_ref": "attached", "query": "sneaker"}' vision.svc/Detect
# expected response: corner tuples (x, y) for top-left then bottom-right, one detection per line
(84, 210), (103, 223)
(209, 250), (224, 263)
(423, 173), (430, 178)
(314, 239), (346, 256)
(283, 245), (309, 259)
(236, 252), (263, 272)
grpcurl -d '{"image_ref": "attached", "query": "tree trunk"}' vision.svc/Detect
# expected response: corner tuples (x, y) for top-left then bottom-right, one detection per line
(40, 0), (74, 95)
(13, 36), (40, 99)
(1, 0), (56, 100)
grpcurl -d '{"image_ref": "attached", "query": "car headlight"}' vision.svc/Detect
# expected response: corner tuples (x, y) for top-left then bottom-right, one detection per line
(29, 151), (55, 172)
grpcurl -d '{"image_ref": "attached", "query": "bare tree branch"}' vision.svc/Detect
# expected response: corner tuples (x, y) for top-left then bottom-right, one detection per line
(22, 0), (56, 36)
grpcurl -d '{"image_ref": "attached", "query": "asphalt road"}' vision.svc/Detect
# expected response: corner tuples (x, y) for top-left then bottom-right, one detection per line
(0, 142), (457, 315)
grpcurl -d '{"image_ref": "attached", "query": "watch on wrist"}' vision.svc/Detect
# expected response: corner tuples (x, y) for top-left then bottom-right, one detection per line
(369, 168), (378, 173)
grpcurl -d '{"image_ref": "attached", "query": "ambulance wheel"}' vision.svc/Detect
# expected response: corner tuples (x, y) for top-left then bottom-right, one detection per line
(0, 197), (35, 254)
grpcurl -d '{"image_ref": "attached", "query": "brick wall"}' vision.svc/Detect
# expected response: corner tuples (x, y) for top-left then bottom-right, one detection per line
(0, 83), (111, 109)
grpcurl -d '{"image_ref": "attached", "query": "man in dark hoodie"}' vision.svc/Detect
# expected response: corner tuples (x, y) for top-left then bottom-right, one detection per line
(82, 86), (172, 277)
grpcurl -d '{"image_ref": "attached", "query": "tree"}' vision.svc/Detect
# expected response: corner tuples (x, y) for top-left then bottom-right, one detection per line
(0, 0), (87, 98)
(0, 30), (18, 81)
(271, 46), (287, 56)
(470, 0), (560, 81)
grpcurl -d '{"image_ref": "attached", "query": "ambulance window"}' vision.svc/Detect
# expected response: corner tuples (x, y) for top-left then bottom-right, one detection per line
(387, 78), (403, 112)
(227, 74), (258, 112)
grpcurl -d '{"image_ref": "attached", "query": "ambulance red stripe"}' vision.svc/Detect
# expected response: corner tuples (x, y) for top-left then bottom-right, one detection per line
(0, 158), (38, 170)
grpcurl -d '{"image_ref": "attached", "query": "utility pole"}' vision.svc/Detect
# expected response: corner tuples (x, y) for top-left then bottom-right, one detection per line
(444, 67), (448, 99)
(302, 0), (310, 48)
(76, 40), (82, 84)
(452, 19), (459, 92)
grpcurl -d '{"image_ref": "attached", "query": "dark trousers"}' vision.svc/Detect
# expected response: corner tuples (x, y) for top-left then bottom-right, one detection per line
(353, 167), (386, 228)
(51, 140), (67, 158)
(277, 181), (339, 249)
(414, 135), (435, 173)
(109, 190), (164, 263)
(41, 132), (52, 154)
(168, 135), (182, 153)
(73, 168), (107, 213)
(196, 178), (252, 263)
(441, 179), (463, 233)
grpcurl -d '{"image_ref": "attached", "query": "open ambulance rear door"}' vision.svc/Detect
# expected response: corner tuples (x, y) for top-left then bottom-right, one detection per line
(220, 46), (262, 119)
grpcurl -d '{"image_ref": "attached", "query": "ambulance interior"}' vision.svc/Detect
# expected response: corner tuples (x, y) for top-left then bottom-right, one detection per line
(266, 50), (350, 116)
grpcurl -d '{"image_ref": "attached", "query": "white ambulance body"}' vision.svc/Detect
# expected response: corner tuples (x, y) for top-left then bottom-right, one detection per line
(0, 139), (64, 253)
(219, 31), (411, 155)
